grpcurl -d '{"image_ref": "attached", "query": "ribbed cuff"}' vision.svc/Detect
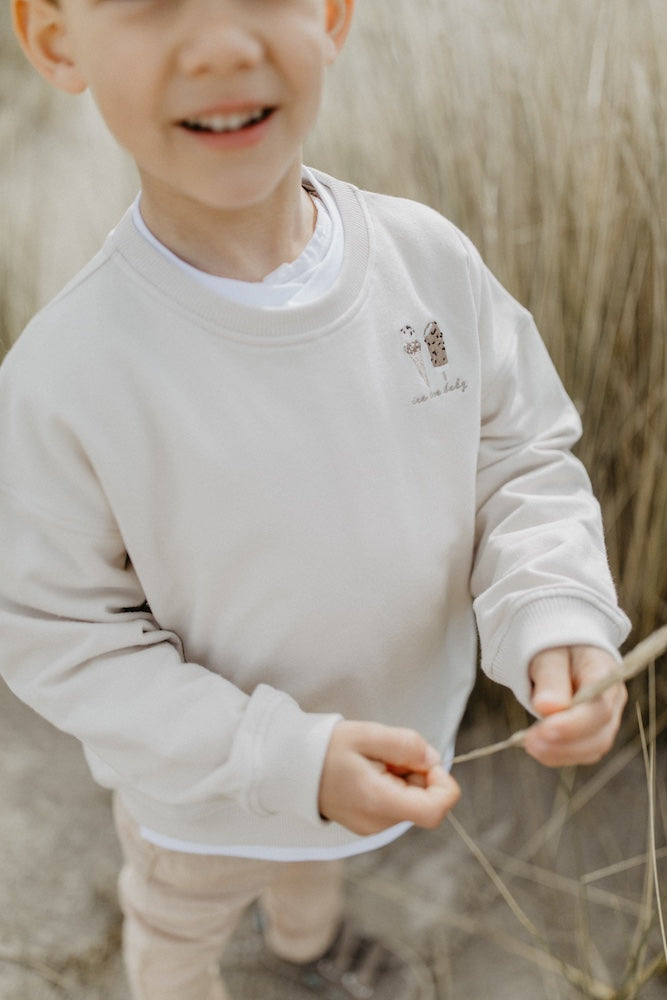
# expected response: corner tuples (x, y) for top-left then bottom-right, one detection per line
(484, 594), (630, 712)
(248, 686), (342, 828)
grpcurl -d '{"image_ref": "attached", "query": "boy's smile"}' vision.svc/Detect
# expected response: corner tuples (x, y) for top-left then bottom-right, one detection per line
(180, 107), (274, 136)
(15, 0), (353, 277)
(176, 103), (278, 153)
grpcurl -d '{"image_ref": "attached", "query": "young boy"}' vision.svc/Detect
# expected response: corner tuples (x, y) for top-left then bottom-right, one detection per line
(2, 0), (630, 997)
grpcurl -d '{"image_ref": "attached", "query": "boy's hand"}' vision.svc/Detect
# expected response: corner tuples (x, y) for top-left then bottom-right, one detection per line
(318, 721), (460, 836)
(525, 645), (627, 767)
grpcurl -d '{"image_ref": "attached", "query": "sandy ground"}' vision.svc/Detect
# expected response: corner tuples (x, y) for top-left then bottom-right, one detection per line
(1, 676), (665, 1000)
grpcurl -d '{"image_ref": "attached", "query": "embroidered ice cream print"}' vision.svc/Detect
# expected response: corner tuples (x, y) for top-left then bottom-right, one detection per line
(401, 325), (430, 386)
(423, 321), (448, 368)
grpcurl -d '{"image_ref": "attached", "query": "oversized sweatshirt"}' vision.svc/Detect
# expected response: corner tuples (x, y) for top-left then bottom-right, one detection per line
(0, 171), (630, 853)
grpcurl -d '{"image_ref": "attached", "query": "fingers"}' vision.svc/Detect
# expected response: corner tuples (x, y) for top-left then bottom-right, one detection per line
(525, 646), (627, 767)
(357, 722), (461, 827)
(525, 700), (619, 766)
(376, 763), (461, 829)
(351, 721), (441, 773)
(318, 721), (460, 836)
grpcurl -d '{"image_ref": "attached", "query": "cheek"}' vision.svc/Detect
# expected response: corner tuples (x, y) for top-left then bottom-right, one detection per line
(88, 76), (153, 155)
(292, 57), (327, 125)
(71, 34), (156, 148)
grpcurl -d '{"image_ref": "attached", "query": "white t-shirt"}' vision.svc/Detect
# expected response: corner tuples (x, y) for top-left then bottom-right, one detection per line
(131, 169), (344, 309)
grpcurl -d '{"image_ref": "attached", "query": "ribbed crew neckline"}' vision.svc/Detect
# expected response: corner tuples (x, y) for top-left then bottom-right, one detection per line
(108, 171), (372, 345)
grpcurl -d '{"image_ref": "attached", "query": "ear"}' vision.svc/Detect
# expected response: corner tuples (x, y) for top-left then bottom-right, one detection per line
(12, 0), (88, 94)
(324, 0), (354, 60)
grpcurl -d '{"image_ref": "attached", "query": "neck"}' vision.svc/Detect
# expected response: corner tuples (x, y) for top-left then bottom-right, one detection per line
(138, 171), (317, 282)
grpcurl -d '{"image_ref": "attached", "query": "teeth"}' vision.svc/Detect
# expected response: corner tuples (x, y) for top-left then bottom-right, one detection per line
(183, 109), (268, 133)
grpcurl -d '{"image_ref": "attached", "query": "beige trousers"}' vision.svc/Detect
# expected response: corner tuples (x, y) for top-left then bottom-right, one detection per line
(113, 796), (344, 1000)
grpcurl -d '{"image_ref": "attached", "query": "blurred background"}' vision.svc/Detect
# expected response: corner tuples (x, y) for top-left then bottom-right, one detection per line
(1, 1), (665, 997)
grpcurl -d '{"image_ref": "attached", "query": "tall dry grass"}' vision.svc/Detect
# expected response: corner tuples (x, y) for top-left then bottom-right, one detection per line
(307, 0), (667, 646)
(0, 4), (137, 351)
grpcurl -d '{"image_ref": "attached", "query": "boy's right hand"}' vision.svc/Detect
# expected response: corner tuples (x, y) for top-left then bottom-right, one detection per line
(318, 720), (460, 836)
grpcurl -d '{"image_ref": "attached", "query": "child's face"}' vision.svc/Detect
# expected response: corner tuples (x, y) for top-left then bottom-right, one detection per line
(16, 0), (352, 222)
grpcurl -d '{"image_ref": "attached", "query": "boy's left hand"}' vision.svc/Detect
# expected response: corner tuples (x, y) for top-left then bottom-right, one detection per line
(524, 645), (627, 767)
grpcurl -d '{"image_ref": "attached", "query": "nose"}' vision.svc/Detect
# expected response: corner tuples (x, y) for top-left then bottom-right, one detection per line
(176, 2), (264, 76)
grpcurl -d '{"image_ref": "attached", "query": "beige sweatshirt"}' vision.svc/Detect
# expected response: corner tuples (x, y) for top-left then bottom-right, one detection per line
(0, 172), (629, 853)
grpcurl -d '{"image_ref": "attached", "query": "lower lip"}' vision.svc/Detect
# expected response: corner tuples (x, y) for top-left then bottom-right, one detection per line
(180, 111), (274, 150)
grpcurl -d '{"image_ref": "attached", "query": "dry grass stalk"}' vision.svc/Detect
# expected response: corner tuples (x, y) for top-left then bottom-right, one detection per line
(447, 812), (620, 1000)
(452, 626), (667, 765)
(582, 847), (667, 887)
(484, 845), (651, 918)
(350, 862), (618, 1000)
(572, 625), (667, 707)
(447, 700), (666, 998)
(0, 949), (69, 996)
(507, 708), (667, 871)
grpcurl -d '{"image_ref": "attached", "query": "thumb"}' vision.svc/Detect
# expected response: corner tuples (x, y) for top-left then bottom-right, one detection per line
(530, 647), (573, 716)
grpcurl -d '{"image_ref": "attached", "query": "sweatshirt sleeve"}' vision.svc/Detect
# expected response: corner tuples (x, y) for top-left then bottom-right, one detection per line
(465, 242), (631, 709)
(0, 347), (339, 826)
